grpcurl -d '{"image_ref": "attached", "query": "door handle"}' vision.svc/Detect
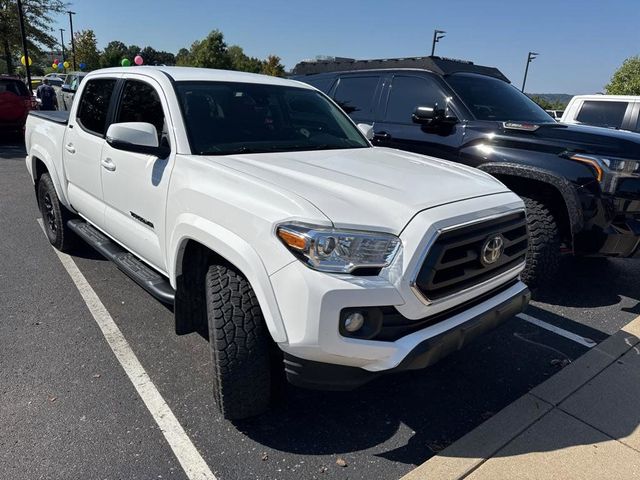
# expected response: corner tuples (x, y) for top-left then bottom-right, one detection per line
(101, 157), (116, 172)
(373, 131), (391, 140)
(65, 143), (76, 154)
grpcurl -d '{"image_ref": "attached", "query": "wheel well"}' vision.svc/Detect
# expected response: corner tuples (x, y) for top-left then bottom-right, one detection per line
(173, 239), (233, 337)
(493, 174), (572, 247)
(34, 157), (47, 182)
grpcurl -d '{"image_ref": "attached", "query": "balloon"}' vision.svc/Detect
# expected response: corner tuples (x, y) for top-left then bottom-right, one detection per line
(79, 62), (86, 70)
(57, 63), (64, 71)
(63, 61), (70, 69)
(54, 59), (59, 65)
(134, 55), (143, 66)
(20, 55), (32, 66)
(121, 58), (131, 67)
(52, 63), (58, 69)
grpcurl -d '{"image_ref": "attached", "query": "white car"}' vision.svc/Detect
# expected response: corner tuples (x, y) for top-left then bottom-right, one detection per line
(25, 66), (530, 419)
(561, 94), (640, 133)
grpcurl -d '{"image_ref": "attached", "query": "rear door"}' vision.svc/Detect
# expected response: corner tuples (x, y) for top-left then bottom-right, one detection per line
(63, 76), (119, 228)
(373, 73), (465, 160)
(100, 76), (174, 272)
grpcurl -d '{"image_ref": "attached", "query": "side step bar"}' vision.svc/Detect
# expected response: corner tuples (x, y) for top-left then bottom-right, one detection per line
(67, 219), (175, 304)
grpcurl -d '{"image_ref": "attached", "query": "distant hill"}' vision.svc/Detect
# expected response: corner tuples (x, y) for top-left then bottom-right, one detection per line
(530, 93), (574, 107)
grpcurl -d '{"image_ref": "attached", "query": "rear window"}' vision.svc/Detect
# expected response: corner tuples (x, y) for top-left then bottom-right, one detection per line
(332, 76), (380, 122)
(76, 78), (117, 136)
(0, 79), (29, 96)
(576, 100), (628, 129)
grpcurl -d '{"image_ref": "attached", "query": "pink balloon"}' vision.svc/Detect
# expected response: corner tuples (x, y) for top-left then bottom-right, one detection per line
(134, 55), (144, 65)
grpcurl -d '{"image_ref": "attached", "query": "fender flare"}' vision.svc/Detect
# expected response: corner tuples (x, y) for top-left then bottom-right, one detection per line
(28, 146), (71, 208)
(478, 162), (584, 235)
(169, 215), (288, 343)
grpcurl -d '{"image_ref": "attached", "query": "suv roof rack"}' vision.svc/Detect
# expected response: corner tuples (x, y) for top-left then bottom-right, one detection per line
(291, 55), (510, 83)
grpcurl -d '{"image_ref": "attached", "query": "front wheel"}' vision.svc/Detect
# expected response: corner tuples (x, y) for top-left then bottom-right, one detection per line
(205, 264), (274, 420)
(37, 173), (76, 252)
(520, 195), (561, 290)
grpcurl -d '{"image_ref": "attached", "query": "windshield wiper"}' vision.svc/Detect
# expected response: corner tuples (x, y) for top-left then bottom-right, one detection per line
(199, 146), (261, 155)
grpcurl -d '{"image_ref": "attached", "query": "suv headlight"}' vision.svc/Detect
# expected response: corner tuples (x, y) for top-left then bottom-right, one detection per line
(570, 154), (640, 192)
(276, 223), (401, 274)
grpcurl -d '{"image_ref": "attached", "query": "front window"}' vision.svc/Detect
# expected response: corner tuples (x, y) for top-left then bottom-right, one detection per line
(175, 81), (369, 155)
(446, 73), (554, 123)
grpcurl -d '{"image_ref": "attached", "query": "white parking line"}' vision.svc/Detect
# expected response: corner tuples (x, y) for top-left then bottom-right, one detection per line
(38, 220), (217, 480)
(517, 313), (597, 348)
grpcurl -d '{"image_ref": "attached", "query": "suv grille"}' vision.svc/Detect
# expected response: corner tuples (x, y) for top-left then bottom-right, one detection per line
(414, 211), (528, 301)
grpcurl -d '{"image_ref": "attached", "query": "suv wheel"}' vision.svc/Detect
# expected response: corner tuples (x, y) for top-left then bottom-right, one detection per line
(205, 264), (273, 420)
(521, 196), (560, 290)
(37, 173), (76, 252)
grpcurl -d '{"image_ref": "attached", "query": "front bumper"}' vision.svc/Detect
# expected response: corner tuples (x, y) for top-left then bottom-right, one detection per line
(284, 281), (530, 390)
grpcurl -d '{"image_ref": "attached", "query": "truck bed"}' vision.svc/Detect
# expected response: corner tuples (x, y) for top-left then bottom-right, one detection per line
(29, 110), (69, 125)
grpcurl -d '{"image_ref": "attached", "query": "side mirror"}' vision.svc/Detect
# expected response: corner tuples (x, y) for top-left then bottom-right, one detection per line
(357, 123), (374, 140)
(106, 122), (169, 157)
(412, 104), (459, 126)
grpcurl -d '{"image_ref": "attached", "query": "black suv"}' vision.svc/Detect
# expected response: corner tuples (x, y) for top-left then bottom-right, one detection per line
(292, 56), (640, 288)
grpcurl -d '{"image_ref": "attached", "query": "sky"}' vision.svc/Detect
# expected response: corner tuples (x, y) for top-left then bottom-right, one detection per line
(53, 0), (639, 94)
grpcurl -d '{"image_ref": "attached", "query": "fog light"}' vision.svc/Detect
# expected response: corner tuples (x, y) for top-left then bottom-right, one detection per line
(344, 312), (365, 333)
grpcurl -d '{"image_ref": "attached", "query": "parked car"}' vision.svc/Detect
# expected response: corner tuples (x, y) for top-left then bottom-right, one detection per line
(545, 109), (564, 121)
(292, 56), (640, 288)
(25, 66), (530, 419)
(561, 94), (640, 133)
(0, 75), (36, 132)
(57, 72), (87, 111)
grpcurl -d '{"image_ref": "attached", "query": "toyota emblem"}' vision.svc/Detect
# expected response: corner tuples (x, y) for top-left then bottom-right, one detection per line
(481, 235), (505, 266)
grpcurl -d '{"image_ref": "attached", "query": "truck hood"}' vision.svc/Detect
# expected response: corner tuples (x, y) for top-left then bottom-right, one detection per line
(470, 121), (640, 159)
(209, 147), (509, 233)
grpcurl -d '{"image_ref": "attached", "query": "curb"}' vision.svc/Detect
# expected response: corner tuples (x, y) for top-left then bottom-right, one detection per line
(400, 314), (640, 480)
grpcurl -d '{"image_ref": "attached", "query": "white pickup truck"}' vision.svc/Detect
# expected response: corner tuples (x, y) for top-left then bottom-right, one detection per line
(25, 66), (530, 419)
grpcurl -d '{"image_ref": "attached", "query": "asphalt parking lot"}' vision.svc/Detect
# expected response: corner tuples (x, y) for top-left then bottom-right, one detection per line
(2, 132), (639, 480)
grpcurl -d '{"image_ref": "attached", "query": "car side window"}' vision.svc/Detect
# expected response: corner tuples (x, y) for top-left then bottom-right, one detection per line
(384, 75), (447, 124)
(69, 76), (79, 91)
(116, 80), (166, 144)
(332, 75), (380, 122)
(76, 79), (117, 136)
(576, 101), (628, 129)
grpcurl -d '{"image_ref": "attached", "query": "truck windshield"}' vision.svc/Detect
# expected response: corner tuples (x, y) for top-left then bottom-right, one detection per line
(446, 73), (555, 123)
(175, 81), (370, 155)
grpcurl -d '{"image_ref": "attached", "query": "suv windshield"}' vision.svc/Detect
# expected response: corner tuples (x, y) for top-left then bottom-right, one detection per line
(446, 73), (554, 123)
(175, 81), (370, 155)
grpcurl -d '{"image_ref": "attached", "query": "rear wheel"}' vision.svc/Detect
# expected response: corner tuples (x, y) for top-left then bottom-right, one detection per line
(37, 173), (76, 252)
(205, 264), (273, 420)
(520, 195), (560, 290)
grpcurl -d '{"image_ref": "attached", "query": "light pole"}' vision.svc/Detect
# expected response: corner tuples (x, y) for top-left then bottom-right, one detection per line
(16, 0), (32, 90)
(67, 11), (76, 70)
(59, 28), (65, 66)
(522, 51), (539, 93)
(431, 29), (446, 56)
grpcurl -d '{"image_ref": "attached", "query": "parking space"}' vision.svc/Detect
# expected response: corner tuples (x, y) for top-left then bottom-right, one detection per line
(2, 137), (640, 480)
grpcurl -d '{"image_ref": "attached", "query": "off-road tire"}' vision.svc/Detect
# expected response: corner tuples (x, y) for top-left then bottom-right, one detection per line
(37, 173), (76, 252)
(521, 195), (560, 290)
(205, 264), (272, 420)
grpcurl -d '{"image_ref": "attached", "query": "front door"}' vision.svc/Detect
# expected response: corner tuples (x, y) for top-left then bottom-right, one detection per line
(63, 77), (118, 228)
(373, 74), (464, 161)
(100, 77), (174, 273)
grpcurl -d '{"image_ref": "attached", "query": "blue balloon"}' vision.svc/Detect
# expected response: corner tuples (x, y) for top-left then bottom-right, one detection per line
(79, 62), (86, 70)
(57, 63), (64, 70)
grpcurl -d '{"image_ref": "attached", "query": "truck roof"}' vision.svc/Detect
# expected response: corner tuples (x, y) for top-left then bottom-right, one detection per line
(291, 55), (510, 82)
(87, 66), (315, 89)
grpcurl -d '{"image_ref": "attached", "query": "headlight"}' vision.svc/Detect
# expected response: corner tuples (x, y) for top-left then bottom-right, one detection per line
(570, 154), (640, 192)
(276, 223), (401, 273)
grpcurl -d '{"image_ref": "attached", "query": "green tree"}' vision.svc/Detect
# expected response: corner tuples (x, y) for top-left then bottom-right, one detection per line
(100, 40), (127, 68)
(228, 45), (263, 73)
(606, 56), (640, 95)
(140, 46), (175, 66)
(528, 95), (566, 111)
(0, 0), (67, 74)
(188, 30), (231, 69)
(261, 55), (285, 77)
(175, 47), (191, 66)
(73, 29), (100, 71)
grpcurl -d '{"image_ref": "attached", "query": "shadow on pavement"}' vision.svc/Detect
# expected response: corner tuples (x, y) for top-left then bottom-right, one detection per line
(535, 257), (640, 312)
